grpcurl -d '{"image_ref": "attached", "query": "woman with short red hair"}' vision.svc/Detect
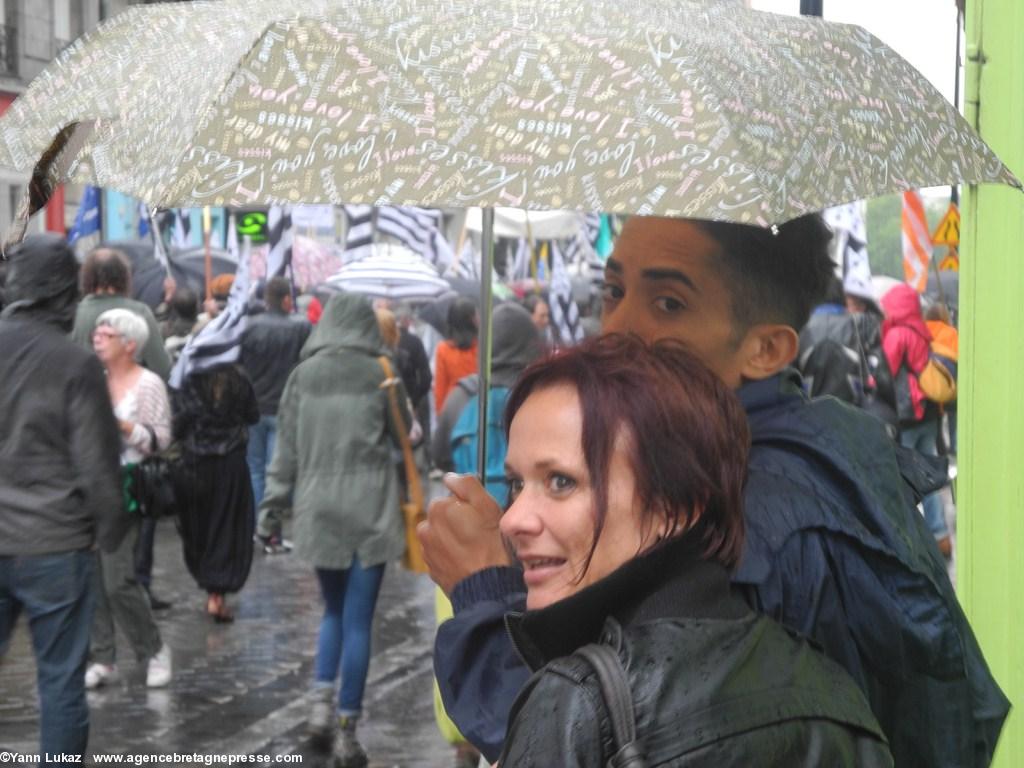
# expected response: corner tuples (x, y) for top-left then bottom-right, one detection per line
(496, 335), (891, 766)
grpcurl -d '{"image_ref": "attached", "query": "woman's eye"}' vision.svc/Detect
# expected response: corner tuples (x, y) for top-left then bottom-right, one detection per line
(548, 474), (576, 495)
(654, 296), (686, 313)
(507, 478), (524, 501)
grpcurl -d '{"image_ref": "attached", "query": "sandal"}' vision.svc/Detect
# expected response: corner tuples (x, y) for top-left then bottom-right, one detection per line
(207, 594), (234, 623)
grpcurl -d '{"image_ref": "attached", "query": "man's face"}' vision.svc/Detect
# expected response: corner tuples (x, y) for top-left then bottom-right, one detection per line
(600, 217), (749, 389)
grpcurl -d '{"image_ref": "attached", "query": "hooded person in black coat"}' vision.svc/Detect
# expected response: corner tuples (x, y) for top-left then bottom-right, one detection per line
(0, 234), (125, 760)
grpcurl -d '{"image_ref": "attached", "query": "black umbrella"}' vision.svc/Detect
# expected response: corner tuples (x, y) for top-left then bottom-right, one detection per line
(926, 270), (959, 312)
(100, 239), (238, 308)
(133, 245), (237, 309)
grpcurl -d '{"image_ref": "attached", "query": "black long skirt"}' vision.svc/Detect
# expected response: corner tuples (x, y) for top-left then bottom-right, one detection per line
(176, 447), (254, 594)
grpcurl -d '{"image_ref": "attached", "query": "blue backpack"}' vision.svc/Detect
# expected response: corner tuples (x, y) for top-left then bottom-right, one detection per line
(451, 383), (511, 506)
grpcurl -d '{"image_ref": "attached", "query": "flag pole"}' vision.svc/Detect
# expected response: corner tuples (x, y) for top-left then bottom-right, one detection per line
(202, 207), (212, 301)
(147, 206), (172, 276)
(476, 207), (495, 482)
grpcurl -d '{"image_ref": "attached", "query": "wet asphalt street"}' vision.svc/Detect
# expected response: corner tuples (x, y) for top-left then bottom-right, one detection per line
(0, 515), (456, 767)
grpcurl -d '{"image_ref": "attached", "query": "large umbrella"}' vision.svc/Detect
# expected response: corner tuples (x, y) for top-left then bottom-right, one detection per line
(324, 243), (450, 301)
(1, 0), (1019, 476)
(0, 0), (1017, 242)
(927, 269), (959, 312)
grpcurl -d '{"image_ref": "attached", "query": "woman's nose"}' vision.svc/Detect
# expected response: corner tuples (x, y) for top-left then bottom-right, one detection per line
(499, 493), (542, 540)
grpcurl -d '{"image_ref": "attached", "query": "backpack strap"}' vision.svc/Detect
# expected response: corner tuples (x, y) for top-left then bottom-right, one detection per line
(574, 643), (648, 768)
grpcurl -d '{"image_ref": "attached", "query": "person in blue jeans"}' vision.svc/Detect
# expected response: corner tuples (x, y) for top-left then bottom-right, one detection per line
(0, 235), (126, 760)
(259, 293), (411, 768)
(312, 557), (386, 728)
(239, 277), (310, 531)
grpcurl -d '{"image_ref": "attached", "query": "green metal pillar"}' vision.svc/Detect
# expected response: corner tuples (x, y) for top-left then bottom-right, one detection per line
(960, 0), (1024, 764)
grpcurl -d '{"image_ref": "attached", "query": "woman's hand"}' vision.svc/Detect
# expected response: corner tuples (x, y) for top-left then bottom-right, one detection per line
(418, 473), (511, 595)
(118, 419), (134, 437)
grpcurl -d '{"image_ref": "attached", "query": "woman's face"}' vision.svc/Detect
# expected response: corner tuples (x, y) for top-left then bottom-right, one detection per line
(92, 325), (131, 365)
(501, 383), (662, 611)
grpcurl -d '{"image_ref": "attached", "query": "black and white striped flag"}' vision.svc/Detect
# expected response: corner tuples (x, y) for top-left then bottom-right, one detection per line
(171, 209), (192, 248)
(448, 239), (480, 281)
(508, 239), (531, 282)
(563, 223), (605, 291)
(265, 205), (294, 278)
(169, 241), (252, 389)
(344, 204), (374, 252)
(225, 210), (240, 260)
(378, 206), (453, 272)
(343, 205), (454, 271)
(549, 242), (584, 346)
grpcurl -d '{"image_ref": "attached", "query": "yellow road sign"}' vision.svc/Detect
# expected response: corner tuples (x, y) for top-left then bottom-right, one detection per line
(932, 204), (960, 247)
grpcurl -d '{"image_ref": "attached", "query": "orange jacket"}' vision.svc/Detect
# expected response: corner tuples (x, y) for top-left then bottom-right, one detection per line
(434, 339), (478, 413)
(926, 320), (958, 361)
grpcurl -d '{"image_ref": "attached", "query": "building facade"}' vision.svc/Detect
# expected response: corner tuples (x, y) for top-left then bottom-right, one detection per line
(960, 0), (1024, 765)
(0, 1), (174, 236)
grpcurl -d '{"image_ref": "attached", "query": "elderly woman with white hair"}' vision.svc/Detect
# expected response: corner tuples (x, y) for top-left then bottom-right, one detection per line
(85, 308), (173, 690)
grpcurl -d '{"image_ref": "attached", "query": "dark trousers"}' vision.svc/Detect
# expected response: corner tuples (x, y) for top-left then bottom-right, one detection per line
(0, 550), (96, 759)
(134, 516), (157, 589)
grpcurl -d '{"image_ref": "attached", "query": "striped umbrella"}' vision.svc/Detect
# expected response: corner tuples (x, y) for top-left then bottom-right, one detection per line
(325, 243), (450, 301)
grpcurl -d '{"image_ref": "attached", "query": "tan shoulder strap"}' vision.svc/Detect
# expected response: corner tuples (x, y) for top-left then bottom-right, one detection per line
(378, 356), (423, 509)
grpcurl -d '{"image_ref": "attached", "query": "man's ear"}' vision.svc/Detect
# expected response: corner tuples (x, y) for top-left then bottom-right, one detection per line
(738, 323), (799, 380)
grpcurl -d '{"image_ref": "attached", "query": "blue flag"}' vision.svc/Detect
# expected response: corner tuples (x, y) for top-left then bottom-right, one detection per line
(67, 185), (101, 244)
(138, 202), (151, 238)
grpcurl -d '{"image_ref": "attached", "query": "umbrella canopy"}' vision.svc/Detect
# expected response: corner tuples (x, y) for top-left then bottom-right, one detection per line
(250, 234), (343, 291)
(871, 275), (905, 304)
(324, 243), (450, 301)
(926, 269), (959, 311)
(0, 0), (1018, 242)
(137, 246), (238, 308)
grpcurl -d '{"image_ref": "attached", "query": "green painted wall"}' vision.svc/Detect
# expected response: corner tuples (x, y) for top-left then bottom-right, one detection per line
(960, 0), (1024, 765)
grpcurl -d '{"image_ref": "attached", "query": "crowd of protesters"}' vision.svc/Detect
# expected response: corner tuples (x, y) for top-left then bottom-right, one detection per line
(0, 215), (1002, 768)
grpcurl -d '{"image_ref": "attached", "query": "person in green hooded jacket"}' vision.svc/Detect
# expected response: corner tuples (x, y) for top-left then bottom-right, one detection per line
(258, 291), (411, 768)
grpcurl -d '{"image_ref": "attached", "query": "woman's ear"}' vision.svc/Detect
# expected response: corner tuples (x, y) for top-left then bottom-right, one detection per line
(738, 324), (799, 381)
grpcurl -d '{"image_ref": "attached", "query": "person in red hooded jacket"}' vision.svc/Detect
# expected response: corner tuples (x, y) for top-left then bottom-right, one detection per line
(881, 284), (951, 557)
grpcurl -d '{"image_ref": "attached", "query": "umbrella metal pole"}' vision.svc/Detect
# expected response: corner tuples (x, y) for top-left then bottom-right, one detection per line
(477, 208), (495, 484)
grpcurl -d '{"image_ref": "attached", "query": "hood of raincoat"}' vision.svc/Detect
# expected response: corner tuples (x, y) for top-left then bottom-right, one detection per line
(491, 302), (542, 385)
(1, 234), (80, 330)
(881, 284), (931, 343)
(301, 290), (383, 360)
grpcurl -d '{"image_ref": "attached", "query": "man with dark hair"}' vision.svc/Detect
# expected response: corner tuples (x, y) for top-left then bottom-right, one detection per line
(0, 235), (126, 761)
(239, 276), (311, 531)
(71, 247), (172, 380)
(420, 215), (1008, 767)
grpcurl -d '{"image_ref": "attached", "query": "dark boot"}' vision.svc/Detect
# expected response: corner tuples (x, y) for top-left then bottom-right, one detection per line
(336, 715), (368, 768)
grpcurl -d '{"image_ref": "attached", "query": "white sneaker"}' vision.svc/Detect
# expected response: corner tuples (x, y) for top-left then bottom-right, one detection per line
(84, 662), (118, 690)
(146, 643), (172, 688)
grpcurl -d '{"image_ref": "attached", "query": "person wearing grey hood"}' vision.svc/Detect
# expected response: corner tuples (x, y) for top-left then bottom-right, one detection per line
(0, 234), (125, 761)
(431, 302), (543, 474)
(258, 291), (411, 768)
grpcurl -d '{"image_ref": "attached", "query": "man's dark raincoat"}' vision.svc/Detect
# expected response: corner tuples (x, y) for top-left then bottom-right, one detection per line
(434, 370), (1009, 766)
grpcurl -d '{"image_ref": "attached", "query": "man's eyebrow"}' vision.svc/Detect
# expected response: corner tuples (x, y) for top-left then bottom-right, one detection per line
(604, 257), (623, 274)
(641, 267), (698, 293)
